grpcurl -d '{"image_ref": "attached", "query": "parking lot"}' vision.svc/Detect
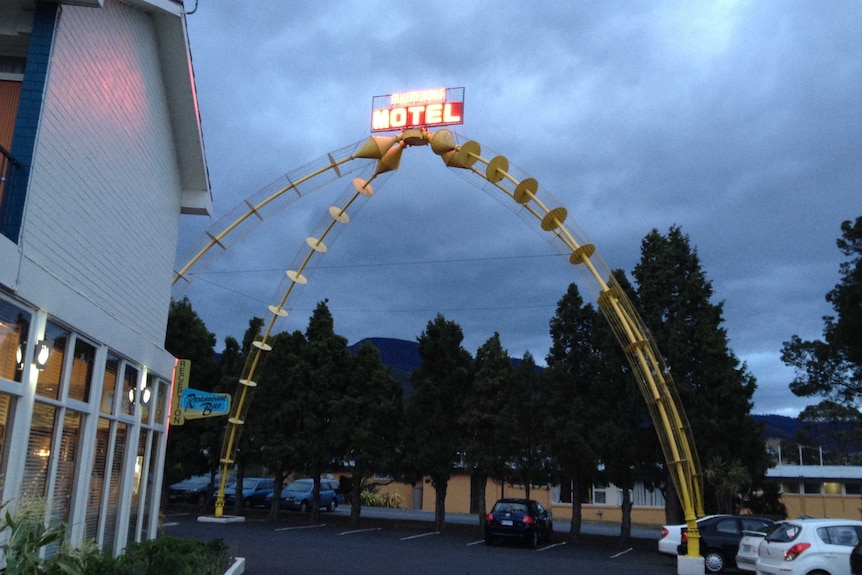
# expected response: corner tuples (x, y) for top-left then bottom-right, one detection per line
(162, 507), (676, 575)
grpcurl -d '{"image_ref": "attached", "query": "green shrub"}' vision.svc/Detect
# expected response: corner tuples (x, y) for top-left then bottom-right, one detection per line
(84, 536), (231, 575)
(0, 498), (231, 575)
(360, 489), (406, 509)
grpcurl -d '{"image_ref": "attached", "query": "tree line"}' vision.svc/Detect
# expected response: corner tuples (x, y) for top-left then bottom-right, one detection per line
(164, 224), (787, 543)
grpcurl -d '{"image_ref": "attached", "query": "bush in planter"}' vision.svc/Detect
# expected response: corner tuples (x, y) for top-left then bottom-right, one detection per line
(83, 536), (232, 575)
(0, 498), (91, 575)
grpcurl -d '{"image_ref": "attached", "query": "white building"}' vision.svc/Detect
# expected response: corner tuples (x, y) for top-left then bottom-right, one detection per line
(0, 0), (209, 555)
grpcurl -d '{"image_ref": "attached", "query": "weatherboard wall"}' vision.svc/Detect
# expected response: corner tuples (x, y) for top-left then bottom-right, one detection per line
(16, 0), (181, 375)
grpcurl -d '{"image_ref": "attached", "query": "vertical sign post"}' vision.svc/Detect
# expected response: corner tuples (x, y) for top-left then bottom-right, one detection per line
(172, 359), (191, 426)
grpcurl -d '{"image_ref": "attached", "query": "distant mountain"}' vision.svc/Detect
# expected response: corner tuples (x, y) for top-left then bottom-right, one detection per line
(348, 337), (420, 396)
(752, 414), (803, 440)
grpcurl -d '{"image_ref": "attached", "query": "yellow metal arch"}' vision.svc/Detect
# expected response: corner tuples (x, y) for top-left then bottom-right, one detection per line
(172, 128), (704, 556)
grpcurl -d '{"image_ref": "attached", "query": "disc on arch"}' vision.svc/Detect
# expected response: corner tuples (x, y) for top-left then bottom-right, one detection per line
(353, 177), (374, 197)
(486, 155), (509, 183)
(513, 178), (538, 205)
(453, 140), (481, 168)
(540, 206), (568, 231)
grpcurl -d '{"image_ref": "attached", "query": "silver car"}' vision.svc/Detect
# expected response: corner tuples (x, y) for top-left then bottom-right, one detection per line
(735, 529), (767, 572)
(757, 518), (862, 575)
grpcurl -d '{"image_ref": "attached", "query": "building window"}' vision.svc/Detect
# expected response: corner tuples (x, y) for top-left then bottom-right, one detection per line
(846, 483), (862, 496)
(68, 337), (96, 402)
(0, 392), (14, 497)
(804, 482), (822, 495)
(0, 300), (30, 382)
(36, 322), (70, 399)
(783, 482), (801, 494)
(155, 379), (169, 425)
(102, 422), (128, 556)
(21, 402), (57, 499)
(824, 482), (842, 495)
(122, 364), (137, 416)
(85, 417), (110, 543)
(100, 354), (119, 414)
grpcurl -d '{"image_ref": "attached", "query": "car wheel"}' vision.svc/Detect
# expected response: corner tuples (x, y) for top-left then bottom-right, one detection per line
(300, 500), (309, 513)
(527, 529), (538, 549)
(242, 498), (251, 509)
(195, 493), (206, 506)
(703, 550), (725, 574)
(326, 499), (336, 512)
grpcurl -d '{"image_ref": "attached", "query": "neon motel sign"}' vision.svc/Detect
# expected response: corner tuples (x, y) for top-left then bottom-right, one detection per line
(371, 87), (465, 132)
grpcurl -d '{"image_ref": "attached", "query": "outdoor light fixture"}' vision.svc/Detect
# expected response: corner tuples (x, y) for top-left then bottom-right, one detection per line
(34, 340), (50, 370)
(128, 384), (151, 406)
(16, 345), (23, 369)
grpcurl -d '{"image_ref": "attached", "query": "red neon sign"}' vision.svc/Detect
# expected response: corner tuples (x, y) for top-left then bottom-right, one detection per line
(371, 87), (465, 132)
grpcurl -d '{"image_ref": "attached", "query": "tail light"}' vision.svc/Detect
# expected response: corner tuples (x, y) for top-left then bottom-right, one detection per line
(681, 531), (688, 543)
(523, 515), (534, 525)
(661, 527), (669, 540)
(485, 513), (494, 523)
(785, 543), (811, 561)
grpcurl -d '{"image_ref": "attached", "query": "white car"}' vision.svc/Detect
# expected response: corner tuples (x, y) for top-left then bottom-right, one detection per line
(735, 529), (767, 572)
(756, 518), (862, 575)
(658, 515), (729, 556)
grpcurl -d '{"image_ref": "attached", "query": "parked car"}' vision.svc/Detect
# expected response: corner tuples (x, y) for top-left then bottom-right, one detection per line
(659, 515), (729, 556)
(484, 498), (553, 548)
(168, 475), (212, 505)
(677, 515), (775, 573)
(756, 518), (862, 575)
(851, 537), (862, 575)
(736, 529), (769, 572)
(223, 477), (274, 508)
(270, 478), (340, 512)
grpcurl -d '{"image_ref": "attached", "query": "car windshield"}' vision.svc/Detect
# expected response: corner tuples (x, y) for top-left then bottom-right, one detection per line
(766, 523), (801, 543)
(285, 481), (312, 491)
(493, 502), (527, 514)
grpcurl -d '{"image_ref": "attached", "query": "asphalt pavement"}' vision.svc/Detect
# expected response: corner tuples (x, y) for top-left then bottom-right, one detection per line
(331, 506), (661, 540)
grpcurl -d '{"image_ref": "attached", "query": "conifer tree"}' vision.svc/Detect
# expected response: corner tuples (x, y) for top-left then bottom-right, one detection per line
(634, 226), (766, 519)
(402, 314), (473, 532)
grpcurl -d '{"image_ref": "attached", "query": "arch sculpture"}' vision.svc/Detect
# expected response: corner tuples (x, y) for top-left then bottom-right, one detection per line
(172, 128), (705, 555)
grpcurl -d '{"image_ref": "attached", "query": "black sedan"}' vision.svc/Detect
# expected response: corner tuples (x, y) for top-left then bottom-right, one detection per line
(484, 498), (553, 548)
(852, 537), (862, 575)
(677, 515), (775, 573)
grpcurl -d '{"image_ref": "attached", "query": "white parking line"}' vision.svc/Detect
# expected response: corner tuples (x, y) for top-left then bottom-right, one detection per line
(339, 528), (382, 536)
(467, 540), (485, 546)
(400, 531), (440, 541)
(610, 547), (633, 558)
(538, 542), (567, 552)
(275, 524), (327, 532)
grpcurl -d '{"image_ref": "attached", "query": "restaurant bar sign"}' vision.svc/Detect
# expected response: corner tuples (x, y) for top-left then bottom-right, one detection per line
(371, 87), (464, 132)
(171, 359), (231, 425)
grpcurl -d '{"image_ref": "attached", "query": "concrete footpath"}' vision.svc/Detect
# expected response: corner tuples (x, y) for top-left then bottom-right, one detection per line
(329, 505), (662, 540)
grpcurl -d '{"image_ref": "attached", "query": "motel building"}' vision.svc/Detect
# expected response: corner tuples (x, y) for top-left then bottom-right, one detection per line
(0, 0), (209, 556)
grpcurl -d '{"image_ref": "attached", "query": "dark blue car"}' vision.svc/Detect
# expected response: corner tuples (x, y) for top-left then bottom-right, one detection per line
(484, 498), (553, 548)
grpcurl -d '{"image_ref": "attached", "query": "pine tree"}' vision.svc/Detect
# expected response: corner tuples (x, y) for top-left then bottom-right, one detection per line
(461, 333), (514, 525)
(332, 341), (404, 526)
(544, 283), (602, 541)
(634, 226), (766, 519)
(782, 216), (862, 403)
(402, 314), (473, 532)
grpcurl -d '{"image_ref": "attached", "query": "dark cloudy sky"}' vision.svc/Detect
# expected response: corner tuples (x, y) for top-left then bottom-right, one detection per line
(175, 1), (862, 417)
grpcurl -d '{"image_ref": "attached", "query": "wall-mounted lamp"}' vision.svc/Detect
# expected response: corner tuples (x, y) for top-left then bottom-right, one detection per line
(34, 340), (51, 370)
(16, 345), (23, 370)
(128, 384), (151, 406)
